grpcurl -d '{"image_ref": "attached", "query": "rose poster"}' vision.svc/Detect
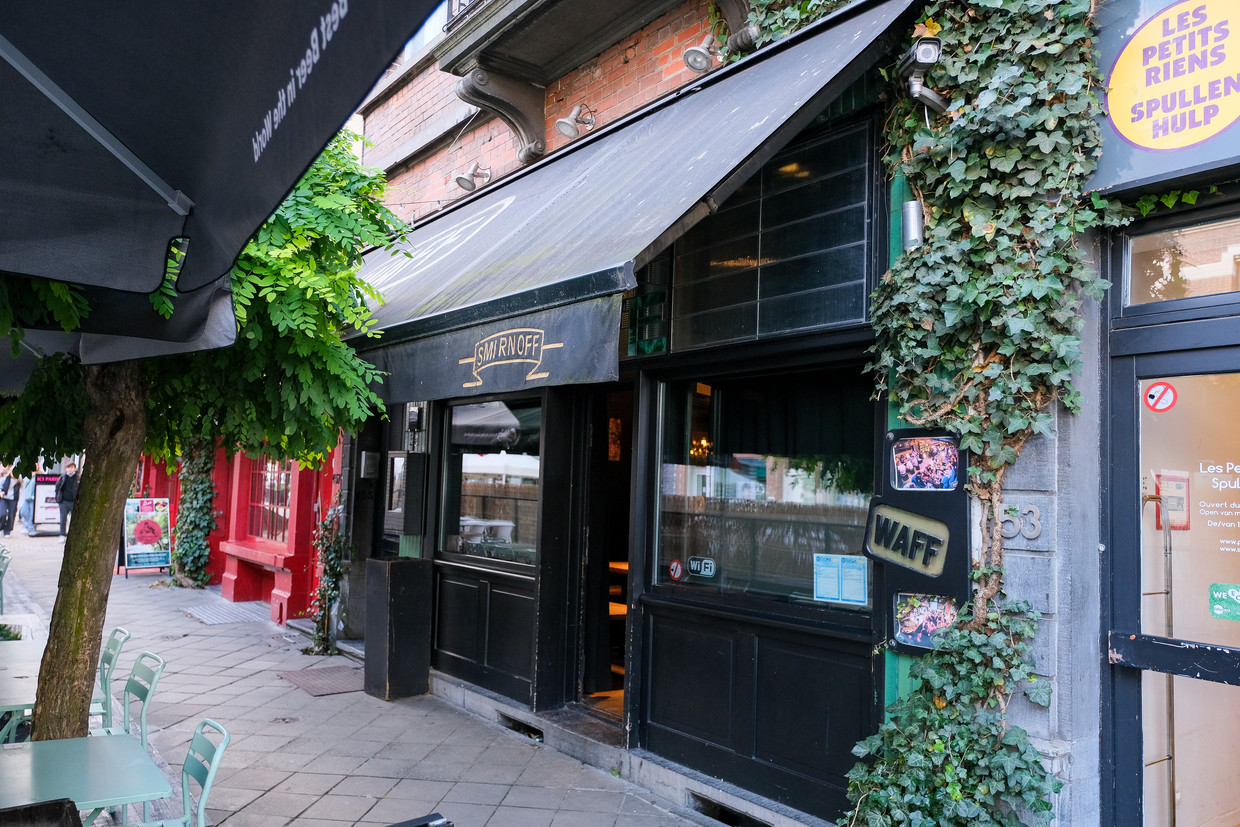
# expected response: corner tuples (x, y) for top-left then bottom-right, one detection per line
(124, 498), (172, 569)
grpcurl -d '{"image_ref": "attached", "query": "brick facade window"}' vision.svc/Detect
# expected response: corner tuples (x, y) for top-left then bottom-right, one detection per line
(248, 458), (293, 543)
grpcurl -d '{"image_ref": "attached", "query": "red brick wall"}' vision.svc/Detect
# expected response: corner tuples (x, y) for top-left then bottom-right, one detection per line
(363, 67), (459, 156)
(544, 0), (713, 153)
(361, 0), (714, 223)
(385, 117), (524, 224)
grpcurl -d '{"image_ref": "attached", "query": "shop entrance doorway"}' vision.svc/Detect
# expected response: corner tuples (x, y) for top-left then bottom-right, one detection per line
(579, 384), (634, 721)
(1109, 351), (1240, 826)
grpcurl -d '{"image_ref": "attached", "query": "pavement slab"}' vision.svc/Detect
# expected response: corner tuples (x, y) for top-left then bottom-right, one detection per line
(0, 532), (701, 826)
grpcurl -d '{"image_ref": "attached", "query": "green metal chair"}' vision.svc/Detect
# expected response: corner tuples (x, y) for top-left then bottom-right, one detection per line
(94, 627), (131, 729)
(124, 718), (230, 827)
(90, 651), (165, 748)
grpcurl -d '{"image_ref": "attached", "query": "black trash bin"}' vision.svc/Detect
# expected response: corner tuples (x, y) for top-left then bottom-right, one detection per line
(365, 556), (433, 700)
(0, 798), (84, 826)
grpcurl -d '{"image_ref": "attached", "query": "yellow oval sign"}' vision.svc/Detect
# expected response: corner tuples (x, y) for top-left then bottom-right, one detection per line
(1107, 0), (1240, 150)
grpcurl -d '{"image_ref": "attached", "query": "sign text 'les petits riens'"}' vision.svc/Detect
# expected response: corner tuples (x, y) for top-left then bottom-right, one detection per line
(1108, 0), (1240, 150)
(251, 0), (349, 162)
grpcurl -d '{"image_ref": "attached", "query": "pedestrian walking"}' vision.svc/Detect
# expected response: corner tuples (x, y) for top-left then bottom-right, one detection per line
(54, 461), (79, 536)
(19, 464), (40, 535)
(0, 466), (16, 536)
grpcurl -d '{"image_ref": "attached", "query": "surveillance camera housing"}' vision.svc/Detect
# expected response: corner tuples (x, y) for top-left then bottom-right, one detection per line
(912, 86), (949, 116)
(897, 36), (942, 78)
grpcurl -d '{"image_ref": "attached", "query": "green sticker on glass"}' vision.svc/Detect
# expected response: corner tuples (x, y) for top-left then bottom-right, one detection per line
(1209, 583), (1240, 621)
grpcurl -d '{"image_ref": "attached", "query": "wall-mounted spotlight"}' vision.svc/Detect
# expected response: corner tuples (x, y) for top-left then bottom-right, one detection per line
(897, 37), (947, 115)
(683, 35), (718, 73)
(453, 162), (491, 192)
(554, 103), (596, 139)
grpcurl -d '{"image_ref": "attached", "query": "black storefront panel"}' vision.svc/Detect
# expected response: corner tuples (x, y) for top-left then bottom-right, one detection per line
(432, 566), (536, 703)
(644, 602), (873, 820)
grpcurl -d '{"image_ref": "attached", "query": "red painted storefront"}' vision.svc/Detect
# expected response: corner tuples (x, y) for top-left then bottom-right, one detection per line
(132, 447), (340, 625)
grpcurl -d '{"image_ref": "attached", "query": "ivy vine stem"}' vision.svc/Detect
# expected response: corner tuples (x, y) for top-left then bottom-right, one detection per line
(306, 503), (349, 656)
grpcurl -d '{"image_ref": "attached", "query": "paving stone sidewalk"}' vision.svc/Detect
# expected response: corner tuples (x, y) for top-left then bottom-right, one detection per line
(0, 532), (698, 827)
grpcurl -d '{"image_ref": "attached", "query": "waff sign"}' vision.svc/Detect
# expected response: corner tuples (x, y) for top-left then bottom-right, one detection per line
(865, 503), (950, 577)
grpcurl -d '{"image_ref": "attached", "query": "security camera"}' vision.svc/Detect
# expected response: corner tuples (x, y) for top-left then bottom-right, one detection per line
(897, 37), (942, 78)
(897, 37), (947, 115)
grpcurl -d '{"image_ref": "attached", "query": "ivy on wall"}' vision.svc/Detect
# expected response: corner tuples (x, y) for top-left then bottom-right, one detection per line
(306, 504), (349, 656)
(172, 436), (217, 587)
(723, 0), (1128, 823)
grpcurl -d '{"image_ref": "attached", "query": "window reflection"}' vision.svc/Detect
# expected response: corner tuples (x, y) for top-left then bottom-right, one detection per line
(441, 400), (541, 565)
(1129, 215), (1240, 305)
(656, 369), (873, 608)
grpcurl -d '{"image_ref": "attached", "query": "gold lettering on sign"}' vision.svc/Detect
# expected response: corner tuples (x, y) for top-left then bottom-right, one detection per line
(458, 328), (564, 388)
(864, 503), (951, 577)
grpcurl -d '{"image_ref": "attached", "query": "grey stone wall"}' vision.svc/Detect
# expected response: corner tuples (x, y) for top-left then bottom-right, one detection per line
(1000, 257), (1104, 825)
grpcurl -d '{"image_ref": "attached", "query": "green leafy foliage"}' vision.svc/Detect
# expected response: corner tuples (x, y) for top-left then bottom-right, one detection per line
(171, 437), (217, 586)
(148, 240), (189, 320)
(870, 0), (1124, 478)
(713, 0), (853, 58)
(743, 0), (853, 48)
(1133, 187), (1217, 217)
(735, 1), (1126, 822)
(306, 504), (349, 655)
(0, 277), (89, 358)
(144, 130), (407, 467)
(0, 354), (88, 476)
(846, 605), (1059, 827)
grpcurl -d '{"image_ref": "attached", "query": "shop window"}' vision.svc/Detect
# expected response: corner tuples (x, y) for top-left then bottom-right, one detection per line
(670, 123), (872, 350)
(1128, 214), (1240, 306)
(655, 366), (874, 609)
(248, 458), (292, 543)
(440, 400), (541, 565)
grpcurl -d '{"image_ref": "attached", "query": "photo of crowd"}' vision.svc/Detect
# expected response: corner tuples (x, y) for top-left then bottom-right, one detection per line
(893, 593), (958, 648)
(892, 436), (959, 491)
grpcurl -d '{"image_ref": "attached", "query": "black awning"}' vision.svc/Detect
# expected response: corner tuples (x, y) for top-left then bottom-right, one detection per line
(372, 294), (623, 403)
(1, 1), (439, 295)
(361, 0), (912, 336)
(359, 0), (913, 401)
(1, 0), (440, 390)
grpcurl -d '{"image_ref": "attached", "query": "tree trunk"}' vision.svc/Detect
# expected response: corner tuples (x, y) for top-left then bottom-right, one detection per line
(31, 361), (147, 741)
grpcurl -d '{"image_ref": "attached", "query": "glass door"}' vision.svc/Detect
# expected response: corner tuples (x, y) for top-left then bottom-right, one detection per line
(1110, 355), (1240, 826)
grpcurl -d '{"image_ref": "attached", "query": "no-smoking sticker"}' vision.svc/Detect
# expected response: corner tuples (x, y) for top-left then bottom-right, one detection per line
(1145, 381), (1177, 412)
(668, 559), (684, 581)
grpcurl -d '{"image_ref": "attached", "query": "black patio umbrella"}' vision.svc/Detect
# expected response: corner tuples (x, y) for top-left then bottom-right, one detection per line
(0, 1), (440, 384)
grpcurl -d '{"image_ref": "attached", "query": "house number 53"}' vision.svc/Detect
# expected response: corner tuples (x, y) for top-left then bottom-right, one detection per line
(998, 503), (1042, 540)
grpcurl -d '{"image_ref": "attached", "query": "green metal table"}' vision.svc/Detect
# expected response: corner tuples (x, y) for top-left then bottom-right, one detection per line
(0, 641), (104, 742)
(0, 734), (171, 822)
(0, 638), (46, 671)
